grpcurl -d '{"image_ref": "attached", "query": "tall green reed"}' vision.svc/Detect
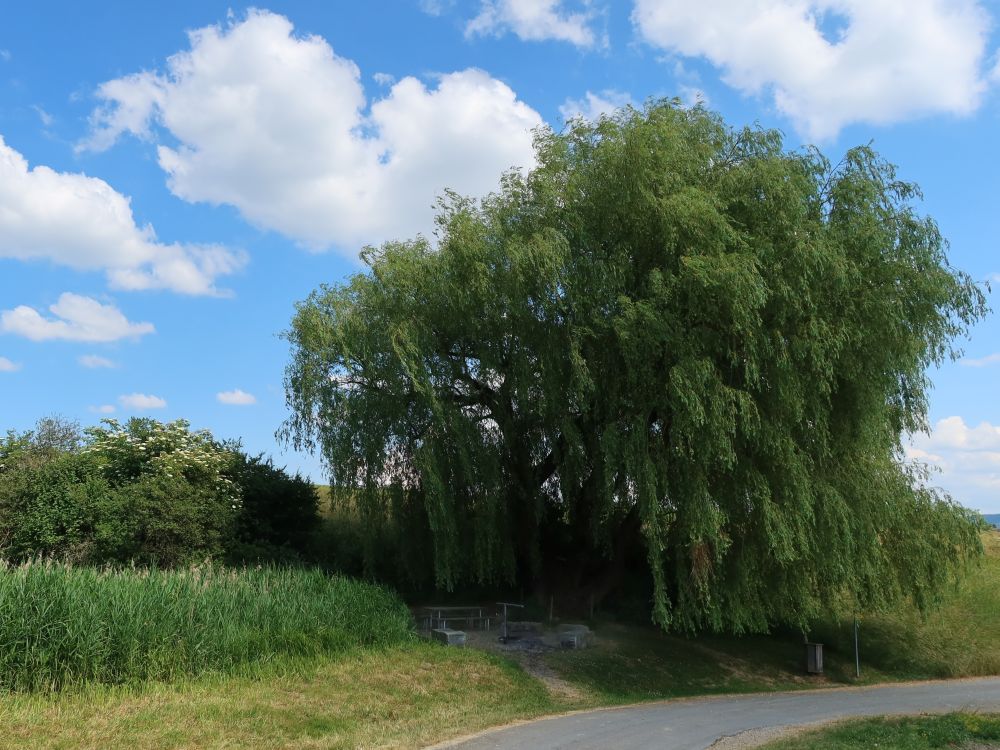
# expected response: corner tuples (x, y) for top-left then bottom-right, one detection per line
(0, 561), (413, 691)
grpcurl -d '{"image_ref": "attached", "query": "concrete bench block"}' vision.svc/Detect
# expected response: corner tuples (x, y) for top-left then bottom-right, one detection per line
(432, 628), (466, 647)
(508, 621), (542, 635)
(558, 624), (591, 648)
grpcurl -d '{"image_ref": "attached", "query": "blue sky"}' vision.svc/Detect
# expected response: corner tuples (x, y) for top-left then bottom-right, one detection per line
(1, 1), (999, 512)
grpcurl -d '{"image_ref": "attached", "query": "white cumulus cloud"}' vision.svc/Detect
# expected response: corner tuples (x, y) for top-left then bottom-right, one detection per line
(119, 393), (167, 410)
(0, 136), (244, 295)
(80, 10), (543, 253)
(907, 416), (1000, 513)
(217, 388), (257, 405)
(0, 356), (21, 372)
(1, 293), (154, 343)
(466, 0), (601, 47)
(632, 0), (995, 139)
(89, 404), (116, 414)
(79, 354), (118, 369)
(560, 89), (635, 122)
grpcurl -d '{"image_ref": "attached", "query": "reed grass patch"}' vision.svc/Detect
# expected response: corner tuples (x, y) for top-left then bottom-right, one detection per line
(0, 562), (413, 691)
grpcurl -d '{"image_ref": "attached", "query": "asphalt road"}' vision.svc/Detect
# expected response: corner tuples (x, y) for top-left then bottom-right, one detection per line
(440, 677), (1000, 750)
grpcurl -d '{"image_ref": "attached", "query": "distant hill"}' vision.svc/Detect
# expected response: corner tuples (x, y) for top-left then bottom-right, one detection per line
(984, 514), (1000, 529)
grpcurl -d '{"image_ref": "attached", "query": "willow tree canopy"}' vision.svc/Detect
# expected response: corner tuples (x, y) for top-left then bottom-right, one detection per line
(283, 101), (986, 632)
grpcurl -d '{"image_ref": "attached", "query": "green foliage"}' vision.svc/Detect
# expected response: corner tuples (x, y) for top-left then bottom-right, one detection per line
(84, 418), (238, 500)
(0, 452), (108, 561)
(308, 485), (435, 591)
(0, 418), (242, 566)
(813, 530), (1000, 678)
(91, 471), (237, 566)
(0, 561), (413, 691)
(87, 418), (239, 565)
(283, 100), (987, 632)
(226, 451), (320, 561)
(0, 416), (83, 472)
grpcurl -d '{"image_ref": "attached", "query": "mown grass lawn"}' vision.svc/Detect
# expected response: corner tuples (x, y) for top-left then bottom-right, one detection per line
(0, 643), (556, 750)
(758, 713), (1000, 749)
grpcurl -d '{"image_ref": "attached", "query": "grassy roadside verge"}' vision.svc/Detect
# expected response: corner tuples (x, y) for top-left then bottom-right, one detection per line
(0, 531), (996, 749)
(545, 530), (1000, 703)
(757, 713), (1000, 749)
(0, 643), (556, 750)
(817, 529), (1000, 679)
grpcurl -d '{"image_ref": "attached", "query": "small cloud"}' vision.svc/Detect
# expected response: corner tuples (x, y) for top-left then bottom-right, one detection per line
(560, 89), (634, 122)
(960, 353), (1000, 368)
(1, 293), (154, 343)
(217, 388), (257, 405)
(0, 356), (21, 372)
(0, 50), (10, 62)
(373, 72), (395, 86)
(119, 393), (166, 410)
(907, 415), (1000, 512)
(79, 354), (117, 369)
(89, 404), (116, 414)
(31, 105), (54, 127)
(678, 84), (709, 108)
(466, 0), (601, 49)
(419, 0), (455, 16)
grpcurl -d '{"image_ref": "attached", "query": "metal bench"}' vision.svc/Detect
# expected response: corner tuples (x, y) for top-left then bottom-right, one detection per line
(420, 605), (492, 631)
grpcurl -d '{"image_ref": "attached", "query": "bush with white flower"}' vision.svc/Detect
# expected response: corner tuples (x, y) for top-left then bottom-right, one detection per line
(0, 418), (246, 566)
(85, 418), (240, 508)
(81, 419), (242, 565)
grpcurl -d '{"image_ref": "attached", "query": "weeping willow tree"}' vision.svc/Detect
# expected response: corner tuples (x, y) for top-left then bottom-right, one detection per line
(283, 101), (987, 632)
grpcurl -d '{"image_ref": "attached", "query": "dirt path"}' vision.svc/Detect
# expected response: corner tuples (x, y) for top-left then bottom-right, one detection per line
(461, 629), (590, 702)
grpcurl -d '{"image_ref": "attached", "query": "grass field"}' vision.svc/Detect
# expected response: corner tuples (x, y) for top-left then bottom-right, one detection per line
(758, 713), (1000, 749)
(0, 530), (996, 748)
(0, 643), (554, 750)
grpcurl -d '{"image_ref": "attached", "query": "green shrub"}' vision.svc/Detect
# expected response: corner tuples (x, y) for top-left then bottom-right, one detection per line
(91, 472), (236, 566)
(226, 451), (320, 561)
(308, 486), (435, 593)
(0, 419), (240, 567)
(0, 562), (413, 691)
(0, 452), (107, 561)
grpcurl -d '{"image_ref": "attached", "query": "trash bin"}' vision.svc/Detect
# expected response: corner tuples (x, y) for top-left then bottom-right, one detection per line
(805, 642), (823, 674)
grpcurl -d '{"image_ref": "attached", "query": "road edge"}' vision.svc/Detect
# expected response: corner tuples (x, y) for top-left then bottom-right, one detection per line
(423, 675), (1000, 749)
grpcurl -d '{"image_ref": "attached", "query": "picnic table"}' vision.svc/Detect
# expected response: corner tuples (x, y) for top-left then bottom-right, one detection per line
(420, 605), (492, 631)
